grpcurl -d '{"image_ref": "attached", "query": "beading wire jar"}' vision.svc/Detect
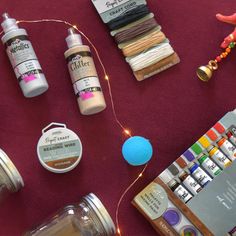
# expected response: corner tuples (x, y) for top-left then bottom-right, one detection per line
(24, 193), (116, 236)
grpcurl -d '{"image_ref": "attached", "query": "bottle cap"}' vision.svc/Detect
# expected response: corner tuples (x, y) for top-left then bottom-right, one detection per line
(66, 28), (83, 48)
(168, 179), (178, 188)
(207, 145), (214, 152)
(226, 131), (233, 139)
(178, 171), (187, 180)
(217, 138), (226, 147)
(0, 149), (24, 192)
(209, 147), (218, 157)
(37, 123), (82, 174)
(198, 154), (208, 164)
(84, 193), (116, 236)
(1, 13), (19, 33)
(188, 162), (199, 173)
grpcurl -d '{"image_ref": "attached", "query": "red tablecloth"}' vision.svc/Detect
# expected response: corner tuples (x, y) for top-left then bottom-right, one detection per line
(0, 1), (236, 235)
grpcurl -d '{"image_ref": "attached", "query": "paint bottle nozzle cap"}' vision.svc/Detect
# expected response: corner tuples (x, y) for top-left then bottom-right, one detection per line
(1, 13), (18, 33)
(66, 27), (83, 48)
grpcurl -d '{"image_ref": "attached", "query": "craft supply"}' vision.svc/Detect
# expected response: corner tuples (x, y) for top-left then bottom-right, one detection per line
(134, 109), (236, 236)
(119, 27), (164, 57)
(189, 163), (212, 187)
(163, 201), (202, 236)
(122, 136), (153, 166)
(127, 41), (174, 71)
(208, 146), (232, 169)
(0, 149), (24, 203)
(197, 41), (236, 82)
(92, 0), (180, 81)
(24, 193), (116, 236)
(114, 17), (158, 44)
(168, 179), (193, 203)
(179, 171), (202, 195)
(198, 154), (221, 178)
(107, 4), (150, 30)
(133, 52), (180, 81)
(217, 138), (236, 161)
(227, 130), (236, 146)
(37, 123), (82, 173)
(65, 28), (106, 115)
(1, 13), (49, 97)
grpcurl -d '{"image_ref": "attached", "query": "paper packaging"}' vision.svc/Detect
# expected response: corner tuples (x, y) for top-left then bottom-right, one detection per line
(133, 109), (236, 236)
(91, 0), (147, 23)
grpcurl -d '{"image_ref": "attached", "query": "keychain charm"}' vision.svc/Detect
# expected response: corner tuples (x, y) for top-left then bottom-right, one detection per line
(197, 41), (235, 82)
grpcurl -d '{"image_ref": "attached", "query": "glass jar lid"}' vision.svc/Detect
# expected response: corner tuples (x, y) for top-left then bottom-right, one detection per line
(0, 149), (24, 192)
(84, 193), (116, 236)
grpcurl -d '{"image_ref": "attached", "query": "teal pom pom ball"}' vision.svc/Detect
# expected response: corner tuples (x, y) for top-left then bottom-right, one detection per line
(122, 136), (153, 166)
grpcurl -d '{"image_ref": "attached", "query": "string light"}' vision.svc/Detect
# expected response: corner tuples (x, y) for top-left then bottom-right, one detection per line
(0, 18), (149, 235)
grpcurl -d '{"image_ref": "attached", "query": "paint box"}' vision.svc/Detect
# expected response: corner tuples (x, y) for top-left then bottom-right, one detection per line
(133, 109), (236, 236)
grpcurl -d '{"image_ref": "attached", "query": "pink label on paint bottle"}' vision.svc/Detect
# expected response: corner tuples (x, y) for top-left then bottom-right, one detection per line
(23, 74), (37, 83)
(80, 92), (94, 100)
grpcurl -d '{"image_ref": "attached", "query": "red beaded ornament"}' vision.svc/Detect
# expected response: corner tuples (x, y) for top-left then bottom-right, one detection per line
(197, 41), (236, 82)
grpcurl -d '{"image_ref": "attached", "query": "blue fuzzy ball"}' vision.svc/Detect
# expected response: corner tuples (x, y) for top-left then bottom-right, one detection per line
(122, 136), (153, 166)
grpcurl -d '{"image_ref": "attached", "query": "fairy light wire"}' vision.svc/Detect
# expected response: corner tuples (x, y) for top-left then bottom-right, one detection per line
(116, 163), (148, 236)
(1, 18), (148, 235)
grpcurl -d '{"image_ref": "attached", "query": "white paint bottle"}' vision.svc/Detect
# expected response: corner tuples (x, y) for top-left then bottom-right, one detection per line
(64, 28), (106, 115)
(1, 13), (49, 98)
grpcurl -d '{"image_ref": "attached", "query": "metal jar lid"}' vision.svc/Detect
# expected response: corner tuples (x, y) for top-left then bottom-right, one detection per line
(0, 149), (24, 192)
(84, 193), (116, 236)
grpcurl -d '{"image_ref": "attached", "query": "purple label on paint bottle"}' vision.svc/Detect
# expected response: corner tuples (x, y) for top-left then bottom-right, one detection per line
(183, 150), (195, 162)
(163, 208), (181, 226)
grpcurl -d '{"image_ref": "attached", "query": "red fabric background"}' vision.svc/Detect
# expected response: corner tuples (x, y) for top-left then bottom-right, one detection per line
(0, 1), (236, 235)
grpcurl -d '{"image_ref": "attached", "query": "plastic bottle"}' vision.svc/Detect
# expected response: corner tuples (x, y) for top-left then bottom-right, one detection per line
(64, 28), (106, 115)
(1, 13), (49, 98)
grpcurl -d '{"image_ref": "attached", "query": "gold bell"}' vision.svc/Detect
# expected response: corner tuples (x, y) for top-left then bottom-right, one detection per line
(196, 60), (218, 82)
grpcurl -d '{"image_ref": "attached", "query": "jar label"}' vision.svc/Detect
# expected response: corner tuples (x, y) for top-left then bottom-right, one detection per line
(37, 126), (82, 172)
(134, 182), (168, 220)
(5, 35), (43, 83)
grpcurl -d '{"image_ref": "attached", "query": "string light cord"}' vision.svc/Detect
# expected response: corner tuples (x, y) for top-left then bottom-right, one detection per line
(0, 18), (150, 235)
(116, 163), (148, 236)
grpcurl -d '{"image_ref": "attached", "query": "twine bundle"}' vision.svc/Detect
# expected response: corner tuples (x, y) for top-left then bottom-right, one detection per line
(107, 4), (150, 30)
(127, 43), (174, 71)
(114, 17), (158, 44)
(121, 30), (166, 57)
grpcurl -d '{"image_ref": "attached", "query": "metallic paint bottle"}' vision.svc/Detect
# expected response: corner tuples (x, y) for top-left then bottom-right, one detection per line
(1, 13), (49, 98)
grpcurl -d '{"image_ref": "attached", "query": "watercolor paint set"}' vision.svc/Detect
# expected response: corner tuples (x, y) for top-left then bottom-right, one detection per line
(132, 109), (236, 236)
(91, 0), (180, 81)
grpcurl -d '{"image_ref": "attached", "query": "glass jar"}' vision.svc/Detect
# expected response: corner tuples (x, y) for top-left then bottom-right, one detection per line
(25, 193), (116, 236)
(0, 148), (24, 202)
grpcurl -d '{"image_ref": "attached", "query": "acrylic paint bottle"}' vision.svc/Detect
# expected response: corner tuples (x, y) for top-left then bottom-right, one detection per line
(208, 146), (232, 169)
(198, 154), (221, 178)
(64, 28), (106, 115)
(1, 13), (49, 98)
(178, 171), (202, 195)
(168, 179), (193, 203)
(217, 138), (236, 161)
(188, 163), (212, 187)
